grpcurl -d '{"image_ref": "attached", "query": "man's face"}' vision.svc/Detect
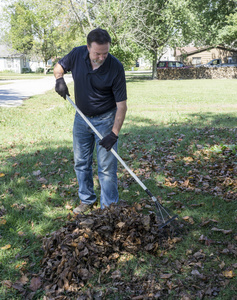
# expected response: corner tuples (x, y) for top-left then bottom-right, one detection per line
(87, 42), (110, 67)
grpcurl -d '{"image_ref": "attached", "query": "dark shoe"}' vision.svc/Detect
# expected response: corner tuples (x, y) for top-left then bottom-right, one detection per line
(73, 203), (92, 214)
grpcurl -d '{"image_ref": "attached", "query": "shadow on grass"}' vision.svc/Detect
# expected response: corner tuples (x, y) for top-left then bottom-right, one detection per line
(0, 110), (236, 298)
(0, 142), (77, 288)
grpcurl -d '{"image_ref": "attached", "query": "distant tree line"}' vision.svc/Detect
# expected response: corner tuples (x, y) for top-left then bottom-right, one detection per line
(1, 0), (236, 78)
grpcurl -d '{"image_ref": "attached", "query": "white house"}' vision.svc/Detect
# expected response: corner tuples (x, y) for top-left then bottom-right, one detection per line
(0, 45), (31, 73)
(0, 44), (52, 73)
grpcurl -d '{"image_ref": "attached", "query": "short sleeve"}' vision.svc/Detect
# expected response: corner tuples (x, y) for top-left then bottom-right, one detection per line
(112, 65), (127, 102)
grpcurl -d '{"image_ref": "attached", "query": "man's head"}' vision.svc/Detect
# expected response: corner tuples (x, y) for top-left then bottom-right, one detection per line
(87, 28), (111, 67)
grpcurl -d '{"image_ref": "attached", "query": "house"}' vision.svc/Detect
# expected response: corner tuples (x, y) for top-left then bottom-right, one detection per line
(0, 44), (31, 73)
(159, 46), (176, 61)
(0, 44), (51, 73)
(175, 45), (237, 66)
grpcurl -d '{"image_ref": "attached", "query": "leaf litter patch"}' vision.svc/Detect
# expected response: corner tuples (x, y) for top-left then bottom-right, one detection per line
(38, 201), (184, 299)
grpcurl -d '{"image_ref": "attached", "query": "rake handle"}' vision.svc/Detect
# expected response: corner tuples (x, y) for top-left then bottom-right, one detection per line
(66, 96), (163, 205)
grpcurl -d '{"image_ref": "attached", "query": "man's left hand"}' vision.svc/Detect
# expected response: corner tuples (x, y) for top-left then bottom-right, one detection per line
(99, 131), (118, 151)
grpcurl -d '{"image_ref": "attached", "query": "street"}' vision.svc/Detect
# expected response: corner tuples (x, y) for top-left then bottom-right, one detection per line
(0, 74), (73, 107)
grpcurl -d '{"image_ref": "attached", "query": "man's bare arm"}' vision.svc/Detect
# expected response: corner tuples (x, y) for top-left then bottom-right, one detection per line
(112, 100), (127, 136)
(54, 63), (65, 79)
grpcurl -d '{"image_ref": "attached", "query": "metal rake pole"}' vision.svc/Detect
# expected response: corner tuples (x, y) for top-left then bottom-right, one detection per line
(66, 95), (178, 228)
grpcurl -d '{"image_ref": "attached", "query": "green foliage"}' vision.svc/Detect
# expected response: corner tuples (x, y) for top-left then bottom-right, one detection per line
(218, 12), (237, 48)
(8, 1), (34, 54)
(35, 67), (44, 73)
(186, 0), (237, 46)
(2, 0), (237, 74)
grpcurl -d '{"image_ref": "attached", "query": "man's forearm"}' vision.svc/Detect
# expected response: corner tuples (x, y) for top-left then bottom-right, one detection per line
(112, 100), (127, 136)
(54, 63), (65, 79)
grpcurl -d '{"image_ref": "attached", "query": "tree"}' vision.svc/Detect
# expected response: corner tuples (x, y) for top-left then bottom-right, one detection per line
(127, 0), (196, 78)
(218, 12), (237, 48)
(184, 0), (237, 46)
(3, 0), (83, 67)
(7, 1), (34, 54)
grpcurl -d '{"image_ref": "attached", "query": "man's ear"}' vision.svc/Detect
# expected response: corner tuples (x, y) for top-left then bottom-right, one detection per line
(87, 44), (90, 52)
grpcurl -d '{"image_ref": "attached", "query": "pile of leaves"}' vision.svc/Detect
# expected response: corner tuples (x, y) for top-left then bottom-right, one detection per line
(38, 201), (183, 299)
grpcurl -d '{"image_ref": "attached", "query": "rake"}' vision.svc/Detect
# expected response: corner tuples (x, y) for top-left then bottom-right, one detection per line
(66, 95), (178, 229)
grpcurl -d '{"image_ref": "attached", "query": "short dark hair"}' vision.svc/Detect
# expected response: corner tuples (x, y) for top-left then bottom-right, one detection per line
(87, 28), (111, 47)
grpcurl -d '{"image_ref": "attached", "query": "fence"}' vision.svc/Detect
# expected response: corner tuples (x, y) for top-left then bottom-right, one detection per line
(156, 67), (237, 80)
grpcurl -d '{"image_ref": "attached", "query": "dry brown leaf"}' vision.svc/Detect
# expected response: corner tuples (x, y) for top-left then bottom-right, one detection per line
(219, 261), (225, 269)
(0, 219), (6, 225)
(29, 277), (41, 291)
(116, 222), (126, 228)
(65, 203), (73, 210)
(2, 280), (12, 288)
(191, 270), (201, 276)
(160, 273), (172, 279)
(111, 270), (122, 279)
(211, 227), (232, 234)
(11, 282), (24, 292)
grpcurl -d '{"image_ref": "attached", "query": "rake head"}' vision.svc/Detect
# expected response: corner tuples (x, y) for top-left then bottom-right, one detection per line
(154, 200), (178, 229)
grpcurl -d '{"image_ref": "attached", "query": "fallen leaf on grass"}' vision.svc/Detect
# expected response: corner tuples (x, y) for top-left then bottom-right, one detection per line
(0, 219), (7, 225)
(18, 231), (26, 236)
(190, 203), (205, 207)
(222, 270), (235, 278)
(191, 269), (201, 276)
(32, 170), (41, 176)
(171, 237), (182, 244)
(111, 270), (121, 279)
(219, 261), (225, 269)
(1, 244), (11, 250)
(200, 219), (219, 226)
(211, 227), (232, 234)
(11, 282), (24, 292)
(18, 275), (29, 285)
(0, 173), (5, 177)
(65, 203), (72, 210)
(2, 280), (12, 288)
(160, 273), (172, 279)
(182, 216), (194, 224)
(37, 177), (48, 184)
(29, 276), (41, 291)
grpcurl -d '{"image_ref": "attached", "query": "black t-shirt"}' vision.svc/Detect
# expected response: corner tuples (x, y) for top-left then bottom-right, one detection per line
(58, 45), (127, 116)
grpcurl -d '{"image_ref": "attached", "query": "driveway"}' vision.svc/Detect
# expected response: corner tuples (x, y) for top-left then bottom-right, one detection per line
(0, 74), (73, 107)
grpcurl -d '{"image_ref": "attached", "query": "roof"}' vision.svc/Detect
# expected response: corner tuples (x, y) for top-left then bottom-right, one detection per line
(0, 44), (24, 58)
(176, 45), (237, 57)
(175, 46), (198, 56)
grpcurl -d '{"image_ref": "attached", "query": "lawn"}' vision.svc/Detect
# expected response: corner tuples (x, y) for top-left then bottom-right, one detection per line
(0, 78), (236, 299)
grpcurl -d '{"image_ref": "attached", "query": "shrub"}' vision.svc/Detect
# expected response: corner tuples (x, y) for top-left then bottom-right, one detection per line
(22, 68), (31, 73)
(36, 67), (44, 73)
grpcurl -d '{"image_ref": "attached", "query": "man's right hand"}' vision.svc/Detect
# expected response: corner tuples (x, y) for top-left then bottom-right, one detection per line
(55, 77), (70, 99)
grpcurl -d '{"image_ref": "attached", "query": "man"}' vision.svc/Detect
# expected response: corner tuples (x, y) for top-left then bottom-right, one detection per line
(54, 28), (127, 214)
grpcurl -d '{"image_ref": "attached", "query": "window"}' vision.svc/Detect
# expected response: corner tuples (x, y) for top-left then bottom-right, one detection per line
(168, 62), (175, 67)
(176, 62), (183, 67)
(192, 57), (201, 65)
(157, 62), (166, 67)
(23, 57), (27, 67)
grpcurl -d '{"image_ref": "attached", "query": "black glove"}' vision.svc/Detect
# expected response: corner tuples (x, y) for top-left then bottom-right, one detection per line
(55, 77), (70, 99)
(99, 131), (118, 151)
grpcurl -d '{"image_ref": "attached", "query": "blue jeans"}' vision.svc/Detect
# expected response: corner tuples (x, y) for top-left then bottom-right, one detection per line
(73, 108), (119, 209)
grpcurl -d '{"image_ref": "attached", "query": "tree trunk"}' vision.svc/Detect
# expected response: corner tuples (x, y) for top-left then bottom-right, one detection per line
(151, 50), (158, 79)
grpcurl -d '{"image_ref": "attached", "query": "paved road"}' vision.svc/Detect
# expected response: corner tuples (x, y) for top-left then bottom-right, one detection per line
(0, 74), (73, 107)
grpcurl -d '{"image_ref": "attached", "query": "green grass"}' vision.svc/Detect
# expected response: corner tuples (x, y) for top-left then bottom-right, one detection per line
(0, 78), (237, 299)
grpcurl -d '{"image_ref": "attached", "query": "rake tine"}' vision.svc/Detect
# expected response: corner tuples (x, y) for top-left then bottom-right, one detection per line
(157, 214), (178, 229)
